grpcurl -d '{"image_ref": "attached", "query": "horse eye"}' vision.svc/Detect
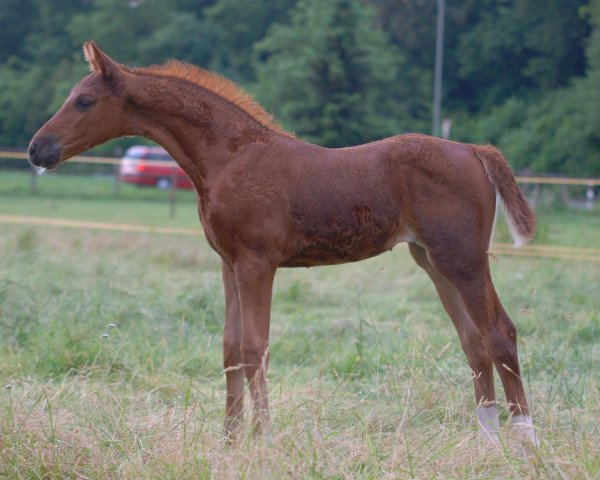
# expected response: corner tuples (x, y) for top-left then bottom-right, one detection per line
(75, 97), (94, 111)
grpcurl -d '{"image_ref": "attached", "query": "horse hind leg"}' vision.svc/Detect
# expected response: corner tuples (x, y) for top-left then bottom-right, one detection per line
(408, 243), (499, 442)
(487, 296), (538, 445)
(424, 245), (538, 446)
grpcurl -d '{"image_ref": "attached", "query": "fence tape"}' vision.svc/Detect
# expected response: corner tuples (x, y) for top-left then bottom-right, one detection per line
(1, 150), (600, 185)
(0, 214), (200, 236)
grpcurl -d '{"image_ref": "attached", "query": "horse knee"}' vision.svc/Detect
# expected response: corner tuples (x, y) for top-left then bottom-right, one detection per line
(492, 315), (517, 346)
(504, 318), (517, 340)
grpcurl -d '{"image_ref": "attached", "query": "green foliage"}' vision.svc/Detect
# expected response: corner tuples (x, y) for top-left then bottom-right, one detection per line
(67, 0), (169, 63)
(136, 12), (216, 67)
(454, 1), (600, 177)
(0, 0), (35, 63)
(1, 0), (600, 174)
(201, 0), (296, 80)
(452, 0), (589, 111)
(254, 0), (404, 146)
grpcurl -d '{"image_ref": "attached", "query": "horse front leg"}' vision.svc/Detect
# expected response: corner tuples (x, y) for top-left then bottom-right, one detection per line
(234, 256), (276, 436)
(221, 260), (245, 438)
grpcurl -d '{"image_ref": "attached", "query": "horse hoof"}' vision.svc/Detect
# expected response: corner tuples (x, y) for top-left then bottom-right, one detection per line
(511, 415), (539, 448)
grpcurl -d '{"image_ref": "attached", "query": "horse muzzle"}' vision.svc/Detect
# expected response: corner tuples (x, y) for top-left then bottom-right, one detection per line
(28, 135), (62, 170)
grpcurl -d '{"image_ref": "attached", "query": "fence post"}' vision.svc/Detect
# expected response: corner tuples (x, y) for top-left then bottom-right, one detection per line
(30, 167), (38, 195)
(113, 163), (121, 197)
(586, 183), (595, 211)
(169, 167), (177, 218)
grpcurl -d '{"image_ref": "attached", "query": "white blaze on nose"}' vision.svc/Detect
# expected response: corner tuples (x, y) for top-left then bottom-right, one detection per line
(33, 166), (47, 176)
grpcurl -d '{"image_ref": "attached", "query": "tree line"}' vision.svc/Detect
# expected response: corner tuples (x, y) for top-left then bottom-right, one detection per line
(0, 0), (599, 175)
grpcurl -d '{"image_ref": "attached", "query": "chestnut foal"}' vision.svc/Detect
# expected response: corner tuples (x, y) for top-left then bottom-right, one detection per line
(29, 43), (537, 444)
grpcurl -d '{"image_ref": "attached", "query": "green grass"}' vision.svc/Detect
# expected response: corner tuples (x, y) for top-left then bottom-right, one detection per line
(0, 169), (197, 202)
(494, 207), (600, 248)
(0, 212), (598, 478)
(0, 171), (200, 228)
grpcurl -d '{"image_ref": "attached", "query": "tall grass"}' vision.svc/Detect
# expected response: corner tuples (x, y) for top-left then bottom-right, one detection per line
(0, 224), (598, 478)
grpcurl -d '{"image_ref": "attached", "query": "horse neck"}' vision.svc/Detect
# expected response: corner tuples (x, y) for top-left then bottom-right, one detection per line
(123, 73), (276, 188)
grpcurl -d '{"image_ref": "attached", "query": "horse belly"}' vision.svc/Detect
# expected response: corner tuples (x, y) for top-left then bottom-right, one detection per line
(281, 206), (410, 267)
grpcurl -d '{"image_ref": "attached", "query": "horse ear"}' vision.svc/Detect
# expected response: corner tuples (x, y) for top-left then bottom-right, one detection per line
(83, 42), (121, 80)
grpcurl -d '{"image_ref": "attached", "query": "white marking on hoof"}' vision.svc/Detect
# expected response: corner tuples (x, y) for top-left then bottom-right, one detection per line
(511, 414), (539, 447)
(477, 405), (500, 443)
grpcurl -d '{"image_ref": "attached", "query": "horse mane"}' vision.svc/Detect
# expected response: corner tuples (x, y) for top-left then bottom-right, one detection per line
(133, 61), (291, 136)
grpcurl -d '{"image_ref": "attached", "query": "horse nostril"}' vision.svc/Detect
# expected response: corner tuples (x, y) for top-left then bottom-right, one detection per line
(28, 142), (38, 157)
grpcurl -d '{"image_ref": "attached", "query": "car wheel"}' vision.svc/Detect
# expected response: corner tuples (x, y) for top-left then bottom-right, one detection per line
(156, 177), (172, 190)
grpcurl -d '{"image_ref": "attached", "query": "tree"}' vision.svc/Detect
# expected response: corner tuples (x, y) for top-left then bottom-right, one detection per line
(0, 0), (91, 146)
(66, 0), (170, 65)
(253, 0), (406, 147)
(0, 0), (598, 177)
(136, 12), (217, 67)
(453, 0), (600, 176)
(0, 0), (35, 63)
(452, 0), (590, 112)
(373, 0), (483, 130)
(200, 0), (297, 81)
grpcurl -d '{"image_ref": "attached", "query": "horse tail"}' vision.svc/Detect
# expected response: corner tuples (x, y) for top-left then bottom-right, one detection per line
(471, 144), (536, 247)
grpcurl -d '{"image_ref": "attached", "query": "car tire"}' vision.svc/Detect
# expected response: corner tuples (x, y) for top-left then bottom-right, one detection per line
(156, 177), (172, 190)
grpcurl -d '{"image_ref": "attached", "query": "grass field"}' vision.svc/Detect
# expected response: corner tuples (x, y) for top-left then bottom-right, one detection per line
(0, 171), (599, 478)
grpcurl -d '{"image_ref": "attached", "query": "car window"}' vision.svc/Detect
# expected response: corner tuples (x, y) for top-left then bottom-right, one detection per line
(124, 148), (173, 161)
(146, 153), (173, 161)
(125, 149), (145, 159)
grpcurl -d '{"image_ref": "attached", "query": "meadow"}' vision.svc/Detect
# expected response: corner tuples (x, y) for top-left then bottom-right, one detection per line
(0, 172), (599, 478)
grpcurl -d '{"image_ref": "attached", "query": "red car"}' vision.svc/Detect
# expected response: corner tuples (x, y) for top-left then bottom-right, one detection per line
(118, 145), (194, 189)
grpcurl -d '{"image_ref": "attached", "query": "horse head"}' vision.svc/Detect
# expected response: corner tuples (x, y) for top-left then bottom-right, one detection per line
(28, 42), (128, 170)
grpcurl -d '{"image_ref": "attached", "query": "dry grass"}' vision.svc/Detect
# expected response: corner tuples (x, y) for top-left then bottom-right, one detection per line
(0, 225), (598, 479)
(3, 374), (598, 479)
